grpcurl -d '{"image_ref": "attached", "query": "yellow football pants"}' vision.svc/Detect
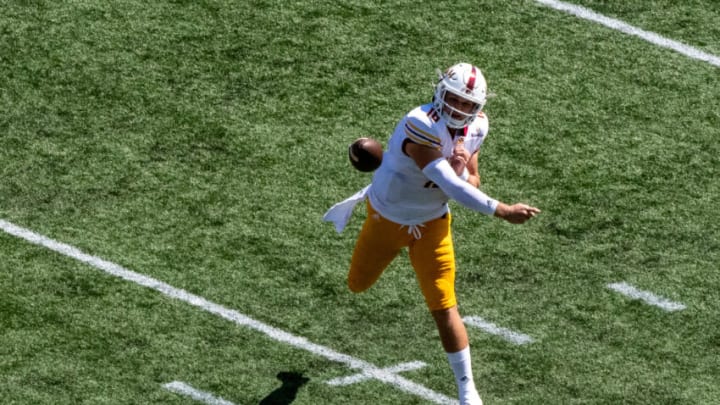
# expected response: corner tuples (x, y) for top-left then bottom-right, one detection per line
(348, 201), (457, 311)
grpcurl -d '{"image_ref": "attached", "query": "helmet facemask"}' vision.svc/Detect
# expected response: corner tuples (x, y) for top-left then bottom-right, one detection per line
(434, 87), (484, 128)
(432, 63), (487, 129)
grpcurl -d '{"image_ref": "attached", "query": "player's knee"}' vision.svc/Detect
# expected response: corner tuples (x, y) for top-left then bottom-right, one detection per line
(347, 260), (389, 294)
(347, 276), (369, 293)
(425, 294), (457, 313)
(347, 268), (377, 293)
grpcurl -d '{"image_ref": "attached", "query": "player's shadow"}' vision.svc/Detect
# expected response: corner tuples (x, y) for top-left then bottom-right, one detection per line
(258, 372), (309, 405)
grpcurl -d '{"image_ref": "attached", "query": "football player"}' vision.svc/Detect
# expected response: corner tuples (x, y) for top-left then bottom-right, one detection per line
(325, 62), (540, 405)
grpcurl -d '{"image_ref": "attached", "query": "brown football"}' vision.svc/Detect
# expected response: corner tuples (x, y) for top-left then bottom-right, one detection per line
(348, 137), (383, 172)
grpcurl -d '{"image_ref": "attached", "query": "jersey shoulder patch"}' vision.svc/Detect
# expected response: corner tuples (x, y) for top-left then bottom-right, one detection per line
(467, 112), (489, 139)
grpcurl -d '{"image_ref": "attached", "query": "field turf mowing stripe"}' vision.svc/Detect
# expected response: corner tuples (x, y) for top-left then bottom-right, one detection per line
(535, 0), (720, 67)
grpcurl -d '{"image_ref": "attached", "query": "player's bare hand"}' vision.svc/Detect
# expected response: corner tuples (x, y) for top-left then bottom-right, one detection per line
(494, 203), (541, 224)
(448, 144), (470, 176)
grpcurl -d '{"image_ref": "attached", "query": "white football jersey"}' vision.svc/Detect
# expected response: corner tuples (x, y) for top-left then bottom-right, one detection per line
(368, 103), (489, 225)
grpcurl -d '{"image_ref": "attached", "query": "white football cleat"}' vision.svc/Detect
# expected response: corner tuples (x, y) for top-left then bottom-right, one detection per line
(459, 389), (483, 405)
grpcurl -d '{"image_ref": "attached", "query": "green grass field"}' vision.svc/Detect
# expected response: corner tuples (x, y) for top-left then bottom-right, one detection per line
(1, 0), (719, 404)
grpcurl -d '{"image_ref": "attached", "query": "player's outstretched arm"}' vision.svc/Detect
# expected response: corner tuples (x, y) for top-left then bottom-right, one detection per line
(420, 157), (498, 216)
(408, 142), (540, 222)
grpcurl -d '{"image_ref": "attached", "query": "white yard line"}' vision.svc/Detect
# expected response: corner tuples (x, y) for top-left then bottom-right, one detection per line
(326, 361), (427, 386)
(164, 382), (237, 405)
(463, 316), (534, 345)
(607, 282), (686, 312)
(535, 0), (720, 68)
(0, 219), (456, 405)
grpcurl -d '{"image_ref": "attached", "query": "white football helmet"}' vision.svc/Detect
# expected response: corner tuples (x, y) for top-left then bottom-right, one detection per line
(433, 62), (487, 128)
